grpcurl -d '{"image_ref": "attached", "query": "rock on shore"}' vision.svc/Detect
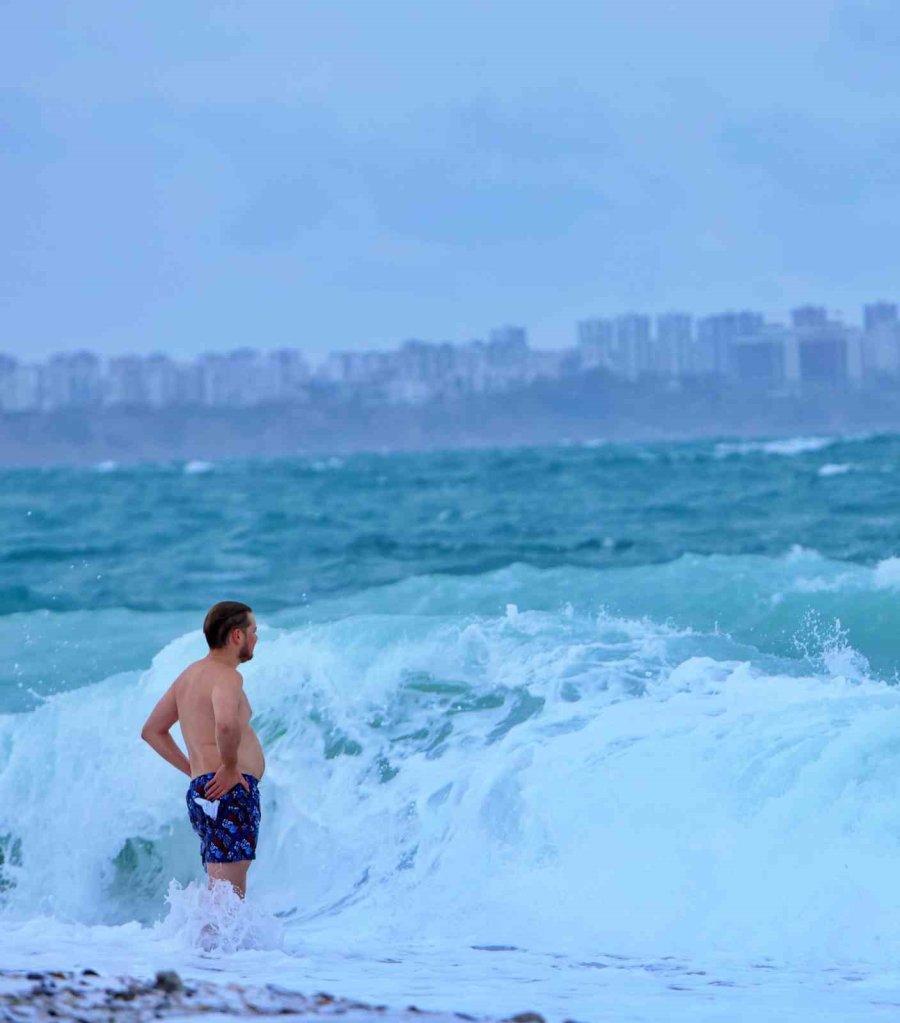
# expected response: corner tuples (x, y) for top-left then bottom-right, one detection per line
(0, 969), (553, 1023)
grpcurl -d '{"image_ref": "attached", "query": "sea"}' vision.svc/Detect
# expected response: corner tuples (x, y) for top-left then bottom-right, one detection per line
(4, 435), (900, 1021)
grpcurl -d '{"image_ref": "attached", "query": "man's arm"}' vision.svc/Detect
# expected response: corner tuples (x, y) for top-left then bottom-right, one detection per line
(205, 672), (250, 799)
(140, 684), (192, 777)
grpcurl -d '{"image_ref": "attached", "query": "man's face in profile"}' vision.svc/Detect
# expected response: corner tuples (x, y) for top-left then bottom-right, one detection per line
(238, 614), (258, 663)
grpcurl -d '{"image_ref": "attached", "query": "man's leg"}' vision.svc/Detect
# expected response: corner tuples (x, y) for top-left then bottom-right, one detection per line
(207, 860), (251, 898)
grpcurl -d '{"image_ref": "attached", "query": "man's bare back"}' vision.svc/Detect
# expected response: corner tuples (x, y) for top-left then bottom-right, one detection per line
(141, 602), (264, 897)
(175, 659), (265, 781)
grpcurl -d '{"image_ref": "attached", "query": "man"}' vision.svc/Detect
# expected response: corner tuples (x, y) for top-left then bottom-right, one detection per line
(141, 601), (265, 898)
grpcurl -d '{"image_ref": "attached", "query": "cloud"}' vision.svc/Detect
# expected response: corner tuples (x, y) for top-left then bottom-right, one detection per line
(837, 0), (900, 49)
(717, 111), (870, 204)
(319, 93), (624, 245)
(227, 176), (332, 247)
(1, 0), (899, 357)
(199, 92), (619, 248)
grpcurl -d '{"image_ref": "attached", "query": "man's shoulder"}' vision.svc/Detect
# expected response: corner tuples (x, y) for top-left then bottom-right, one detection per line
(176, 659), (240, 687)
(209, 664), (243, 687)
(176, 659), (208, 683)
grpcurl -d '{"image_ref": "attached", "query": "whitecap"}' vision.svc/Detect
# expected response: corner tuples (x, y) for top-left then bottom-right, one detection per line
(714, 436), (835, 458)
(311, 456), (345, 471)
(183, 460), (214, 475)
(872, 557), (900, 590)
(817, 463), (852, 477)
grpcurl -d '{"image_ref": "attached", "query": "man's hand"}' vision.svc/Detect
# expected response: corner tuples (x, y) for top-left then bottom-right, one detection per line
(204, 765), (250, 801)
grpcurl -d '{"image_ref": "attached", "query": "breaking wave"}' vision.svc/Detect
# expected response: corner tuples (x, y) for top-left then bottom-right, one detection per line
(2, 555), (900, 964)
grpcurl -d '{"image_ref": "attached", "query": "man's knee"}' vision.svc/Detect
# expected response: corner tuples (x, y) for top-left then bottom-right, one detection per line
(206, 860), (251, 897)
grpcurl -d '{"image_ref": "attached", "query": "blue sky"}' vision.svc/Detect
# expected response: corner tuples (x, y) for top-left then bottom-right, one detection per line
(2, 0), (899, 358)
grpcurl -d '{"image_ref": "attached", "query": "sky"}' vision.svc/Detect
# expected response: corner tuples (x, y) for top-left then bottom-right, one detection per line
(2, 0), (899, 360)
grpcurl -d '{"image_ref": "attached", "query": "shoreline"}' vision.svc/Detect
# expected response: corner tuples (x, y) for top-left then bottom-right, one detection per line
(3, 374), (900, 467)
(0, 969), (549, 1023)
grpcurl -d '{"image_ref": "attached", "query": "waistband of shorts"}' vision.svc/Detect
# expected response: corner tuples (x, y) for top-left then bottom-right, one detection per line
(188, 772), (259, 788)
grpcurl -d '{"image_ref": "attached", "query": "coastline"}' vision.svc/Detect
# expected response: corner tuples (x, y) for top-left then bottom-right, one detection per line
(2, 373), (900, 468)
(0, 969), (548, 1023)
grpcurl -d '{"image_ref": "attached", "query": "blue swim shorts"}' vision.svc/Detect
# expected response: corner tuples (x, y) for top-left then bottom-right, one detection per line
(186, 773), (261, 865)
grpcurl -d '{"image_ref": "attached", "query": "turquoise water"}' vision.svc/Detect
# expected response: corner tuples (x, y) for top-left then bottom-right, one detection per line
(6, 433), (900, 1017)
(2, 434), (900, 711)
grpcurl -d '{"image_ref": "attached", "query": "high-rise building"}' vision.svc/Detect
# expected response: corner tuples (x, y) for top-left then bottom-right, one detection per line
(791, 305), (828, 330)
(197, 348), (274, 407)
(481, 326), (529, 390)
(320, 350), (392, 389)
(41, 351), (103, 409)
(864, 302), (898, 331)
(788, 310), (860, 387)
(488, 325), (528, 352)
(0, 360), (41, 412)
(615, 313), (652, 379)
(0, 357), (22, 412)
(486, 326), (529, 381)
(105, 356), (147, 406)
(394, 340), (456, 383)
(728, 325), (790, 389)
(861, 302), (900, 378)
(655, 313), (693, 378)
(384, 340), (458, 403)
(264, 349), (311, 402)
(141, 354), (185, 408)
(696, 311), (764, 377)
(576, 319), (616, 372)
(105, 354), (199, 408)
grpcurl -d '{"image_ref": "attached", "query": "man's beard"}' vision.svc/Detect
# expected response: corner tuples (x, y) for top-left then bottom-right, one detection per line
(238, 641), (253, 663)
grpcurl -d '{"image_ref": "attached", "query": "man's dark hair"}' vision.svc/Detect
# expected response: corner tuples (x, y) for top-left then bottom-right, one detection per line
(203, 601), (253, 649)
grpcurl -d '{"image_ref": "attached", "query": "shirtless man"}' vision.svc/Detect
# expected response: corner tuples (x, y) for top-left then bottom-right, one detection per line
(141, 601), (265, 898)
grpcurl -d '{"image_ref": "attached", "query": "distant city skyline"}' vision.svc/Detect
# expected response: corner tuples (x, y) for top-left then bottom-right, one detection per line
(4, 300), (900, 415)
(2, 299), (896, 363)
(4, 2), (900, 360)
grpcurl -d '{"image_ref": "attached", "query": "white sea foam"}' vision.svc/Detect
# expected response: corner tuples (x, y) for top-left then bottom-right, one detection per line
(818, 462), (852, 476)
(872, 556), (900, 589)
(310, 456), (345, 471)
(0, 603), (896, 962)
(715, 436), (835, 457)
(183, 460), (214, 475)
(157, 879), (284, 953)
(3, 592), (900, 1018)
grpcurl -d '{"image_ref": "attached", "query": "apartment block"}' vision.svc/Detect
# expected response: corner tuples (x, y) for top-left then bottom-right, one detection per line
(861, 303), (900, 377)
(655, 313), (693, 378)
(576, 318), (616, 372)
(789, 307), (861, 387)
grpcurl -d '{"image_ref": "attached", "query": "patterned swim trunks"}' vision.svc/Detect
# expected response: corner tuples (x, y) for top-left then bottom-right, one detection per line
(186, 773), (261, 865)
